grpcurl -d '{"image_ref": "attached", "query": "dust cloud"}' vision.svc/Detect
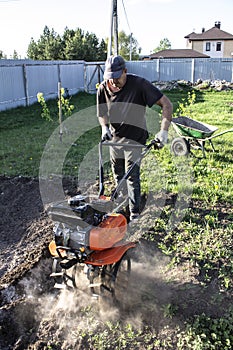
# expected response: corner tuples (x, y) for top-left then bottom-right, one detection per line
(0, 242), (174, 349)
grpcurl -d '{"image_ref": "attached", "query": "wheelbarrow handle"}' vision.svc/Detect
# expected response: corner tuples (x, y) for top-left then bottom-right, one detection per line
(204, 128), (233, 140)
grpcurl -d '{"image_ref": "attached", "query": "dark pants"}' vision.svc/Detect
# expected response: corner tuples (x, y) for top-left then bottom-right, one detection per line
(110, 144), (142, 214)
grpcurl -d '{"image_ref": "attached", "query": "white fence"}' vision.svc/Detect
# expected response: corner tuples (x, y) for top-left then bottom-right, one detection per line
(127, 58), (233, 83)
(0, 60), (85, 111)
(0, 58), (233, 111)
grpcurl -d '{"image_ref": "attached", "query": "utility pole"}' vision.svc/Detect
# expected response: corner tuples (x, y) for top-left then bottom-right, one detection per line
(108, 0), (118, 57)
(129, 32), (133, 61)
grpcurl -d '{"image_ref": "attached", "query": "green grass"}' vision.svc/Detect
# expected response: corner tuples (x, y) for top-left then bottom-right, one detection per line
(1, 88), (233, 349)
(0, 92), (96, 176)
(140, 88), (233, 289)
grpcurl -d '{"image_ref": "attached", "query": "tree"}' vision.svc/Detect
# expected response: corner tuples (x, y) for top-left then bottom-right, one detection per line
(118, 31), (139, 60)
(97, 39), (107, 61)
(63, 27), (85, 60)
(12, 50), (19, 59)
(27, 26), (64, 60)
(153, 38), (171, 53)
(0, 50), (7, 59)
(27, 26), (107, 61)
(83, 32), (100, 61)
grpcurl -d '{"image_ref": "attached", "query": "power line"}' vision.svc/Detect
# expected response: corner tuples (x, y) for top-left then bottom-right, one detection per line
(121, 0), (132, 34)
(121, 0), (134, 60)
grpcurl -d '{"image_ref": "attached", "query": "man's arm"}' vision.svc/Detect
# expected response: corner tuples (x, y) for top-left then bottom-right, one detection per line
(98, 115), (109, 127)
(155, 95), (173, 145)
(97, 85), (113, 140)
(98, 116), (112, 141)
(156, 95), (173, 130)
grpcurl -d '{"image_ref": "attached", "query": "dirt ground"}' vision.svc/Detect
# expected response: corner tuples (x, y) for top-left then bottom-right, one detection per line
(0, 176), (231, 350)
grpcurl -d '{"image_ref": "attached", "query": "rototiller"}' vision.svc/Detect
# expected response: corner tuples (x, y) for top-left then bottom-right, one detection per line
(48, 139), (161, 301)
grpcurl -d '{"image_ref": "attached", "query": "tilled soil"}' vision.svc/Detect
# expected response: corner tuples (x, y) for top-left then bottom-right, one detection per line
(0, 176), (54, 349)
(0, 176), (231, 350)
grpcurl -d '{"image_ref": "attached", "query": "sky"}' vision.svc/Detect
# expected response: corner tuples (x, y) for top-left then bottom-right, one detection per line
(0, 0), (232, 58)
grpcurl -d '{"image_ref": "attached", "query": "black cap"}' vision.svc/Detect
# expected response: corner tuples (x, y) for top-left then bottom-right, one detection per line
(104, 55), (126, 80)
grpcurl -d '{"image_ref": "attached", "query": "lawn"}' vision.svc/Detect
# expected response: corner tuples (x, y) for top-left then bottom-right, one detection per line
(0, 88), (232, 349)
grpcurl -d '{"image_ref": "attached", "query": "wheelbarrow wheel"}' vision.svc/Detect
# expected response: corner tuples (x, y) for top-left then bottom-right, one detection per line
(171, 137), (190, 156)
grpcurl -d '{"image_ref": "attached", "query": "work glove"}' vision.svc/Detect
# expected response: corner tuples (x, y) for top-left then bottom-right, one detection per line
(101, 125), (112, 141)
(155, 130), (168, 147)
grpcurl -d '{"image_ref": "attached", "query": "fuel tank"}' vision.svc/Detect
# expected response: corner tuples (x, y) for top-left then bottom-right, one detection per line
(89, 213), (127, 250)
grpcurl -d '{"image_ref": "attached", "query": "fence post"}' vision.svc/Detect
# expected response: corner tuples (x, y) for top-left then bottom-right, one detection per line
(58, 82), (63, 142)
(98, 64), (101, 84)
(22, 64), (29, 106)
(157, 59), (160, 81)
(232, 60), (233, 83)
(84, 63), (87, 92)
(57, 64), (61, 82)
(191, 59), (195, 83)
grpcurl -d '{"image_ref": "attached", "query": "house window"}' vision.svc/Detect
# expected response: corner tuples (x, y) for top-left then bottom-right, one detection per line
(206, 42), (211, 51)
(216, 42), (222, 51)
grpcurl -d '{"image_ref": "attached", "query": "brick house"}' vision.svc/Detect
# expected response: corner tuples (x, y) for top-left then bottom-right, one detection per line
(185, 22), (233, 58)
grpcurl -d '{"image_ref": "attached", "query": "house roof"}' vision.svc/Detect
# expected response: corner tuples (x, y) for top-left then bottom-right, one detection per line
(185, 26), (233, 41)
(149, 49), (210, 59)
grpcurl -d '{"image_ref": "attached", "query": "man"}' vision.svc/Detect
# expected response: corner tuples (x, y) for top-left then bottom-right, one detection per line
(97, 55), (173, 221)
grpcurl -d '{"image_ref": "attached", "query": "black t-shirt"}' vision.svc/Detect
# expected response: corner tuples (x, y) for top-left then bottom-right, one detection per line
(97, 74), (163, 144)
